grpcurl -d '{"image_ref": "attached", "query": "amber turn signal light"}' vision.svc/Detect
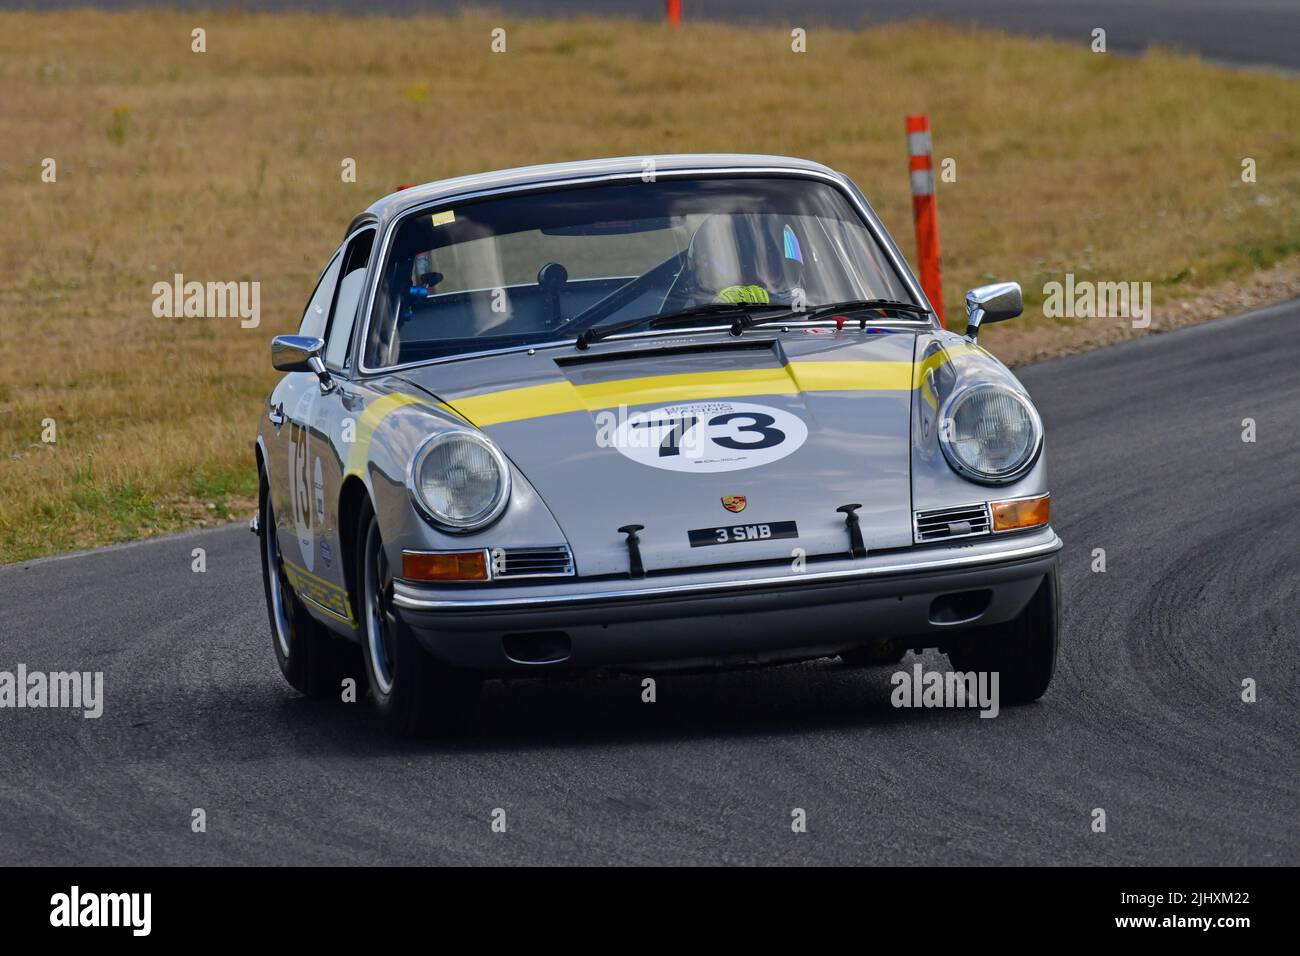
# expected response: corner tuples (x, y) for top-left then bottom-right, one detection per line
(402, 549), (489, 581)
(990, 495), (1050, 532)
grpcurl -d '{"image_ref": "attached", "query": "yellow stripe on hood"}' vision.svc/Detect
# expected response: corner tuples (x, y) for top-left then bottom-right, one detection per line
(449, 360), (919, 427)
(349, 343), (989, 438)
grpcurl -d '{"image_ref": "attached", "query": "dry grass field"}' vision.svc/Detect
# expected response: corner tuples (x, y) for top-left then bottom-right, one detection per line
(1, 10), (1298, 563)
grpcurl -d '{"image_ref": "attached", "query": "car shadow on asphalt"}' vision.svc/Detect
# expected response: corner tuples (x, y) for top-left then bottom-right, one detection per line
(262, 650), (1044, 756)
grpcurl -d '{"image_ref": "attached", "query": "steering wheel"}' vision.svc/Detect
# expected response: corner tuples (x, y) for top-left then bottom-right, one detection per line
(557, 250), (687, 336)
(658, 261), (698, 315)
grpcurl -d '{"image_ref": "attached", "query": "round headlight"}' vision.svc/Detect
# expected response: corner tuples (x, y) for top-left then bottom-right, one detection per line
(939, 384), (1042, 484)
(409, 431), (511, 532)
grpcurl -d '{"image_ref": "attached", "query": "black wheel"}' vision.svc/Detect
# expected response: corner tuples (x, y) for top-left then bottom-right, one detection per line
(840, 639), (907, 667)
(258, 470), (362, 698)
(946, 563), (1060, 705)
(356, 502), (480, 736)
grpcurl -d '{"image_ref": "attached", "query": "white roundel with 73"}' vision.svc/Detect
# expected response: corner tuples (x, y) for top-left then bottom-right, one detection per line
(606, 400), (808, 473)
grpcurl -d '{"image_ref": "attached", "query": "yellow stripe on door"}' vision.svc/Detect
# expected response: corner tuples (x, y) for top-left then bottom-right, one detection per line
(344, 392), (428, 477)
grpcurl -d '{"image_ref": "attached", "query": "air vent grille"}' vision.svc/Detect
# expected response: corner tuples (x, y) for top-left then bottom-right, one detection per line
(490, 545), (575, 579)
(913, 504), (992, 543)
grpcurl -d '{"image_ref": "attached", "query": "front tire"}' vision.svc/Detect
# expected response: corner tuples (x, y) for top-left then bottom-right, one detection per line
(945, 563), (1059, 705)
(258, 470), (361, 698)
(356, 503), (480, 736)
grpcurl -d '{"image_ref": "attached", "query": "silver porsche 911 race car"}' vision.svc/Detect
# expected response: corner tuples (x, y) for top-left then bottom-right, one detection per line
(253, 154), (1061, 734)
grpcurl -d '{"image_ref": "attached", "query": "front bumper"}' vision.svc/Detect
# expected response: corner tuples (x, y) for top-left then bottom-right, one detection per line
(393, 527), (1062, 673)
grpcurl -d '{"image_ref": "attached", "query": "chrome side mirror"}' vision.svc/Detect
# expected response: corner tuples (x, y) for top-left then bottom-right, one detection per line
(964, 282), (1022, 341)
(271, 335), (334, 392)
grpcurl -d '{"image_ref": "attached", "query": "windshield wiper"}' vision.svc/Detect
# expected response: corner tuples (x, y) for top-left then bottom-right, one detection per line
(575, 302), (785, 350)
(728, 298), (932, 336)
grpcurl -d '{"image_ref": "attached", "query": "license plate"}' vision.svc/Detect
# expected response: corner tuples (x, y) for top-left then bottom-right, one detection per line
(688, 520), (799, 548)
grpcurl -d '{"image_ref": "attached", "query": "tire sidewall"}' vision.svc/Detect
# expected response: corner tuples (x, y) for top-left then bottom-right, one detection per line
(355, 503), (481, 735)
(259, 471), (299, 680)
(356, 504), (414, 722)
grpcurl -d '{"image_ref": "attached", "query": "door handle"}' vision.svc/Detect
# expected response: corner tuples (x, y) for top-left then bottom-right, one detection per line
(268, 402), (286, 427)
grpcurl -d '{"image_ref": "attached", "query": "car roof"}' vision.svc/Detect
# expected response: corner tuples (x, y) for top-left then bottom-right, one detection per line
(351, 154), (845, 234)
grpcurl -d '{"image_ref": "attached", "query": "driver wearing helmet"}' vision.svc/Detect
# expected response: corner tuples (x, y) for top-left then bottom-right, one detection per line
(680, 214), (804, 306)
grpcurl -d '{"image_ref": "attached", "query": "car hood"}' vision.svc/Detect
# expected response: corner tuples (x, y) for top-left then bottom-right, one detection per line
(398, 330), (921, 576)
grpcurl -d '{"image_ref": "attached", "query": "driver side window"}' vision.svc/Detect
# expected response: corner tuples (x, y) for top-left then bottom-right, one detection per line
(324, 229), (375, 371)
(298, 251), (343, 339)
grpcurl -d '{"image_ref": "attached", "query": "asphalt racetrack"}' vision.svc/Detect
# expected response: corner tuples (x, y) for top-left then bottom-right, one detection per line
(1, 300), (1296, 865)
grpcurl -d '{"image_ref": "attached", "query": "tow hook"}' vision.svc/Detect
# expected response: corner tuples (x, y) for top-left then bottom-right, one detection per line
(836, 504), (867, 558)
(617, 524), (646, 579)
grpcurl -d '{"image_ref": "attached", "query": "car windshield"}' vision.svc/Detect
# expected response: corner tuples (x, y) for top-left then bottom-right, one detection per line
(364, 175), (918, 367)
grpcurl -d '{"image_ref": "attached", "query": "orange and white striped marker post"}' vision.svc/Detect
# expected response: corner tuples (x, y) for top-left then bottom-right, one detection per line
(666, 0), (682, 28)
(905, 114), (945, 325)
